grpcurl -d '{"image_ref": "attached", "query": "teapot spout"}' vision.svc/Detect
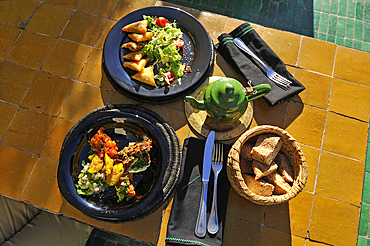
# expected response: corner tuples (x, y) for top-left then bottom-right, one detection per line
(185, 96), (206, 110)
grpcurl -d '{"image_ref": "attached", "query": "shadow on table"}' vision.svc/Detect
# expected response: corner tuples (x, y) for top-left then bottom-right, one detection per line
(224, 189), (296, 245)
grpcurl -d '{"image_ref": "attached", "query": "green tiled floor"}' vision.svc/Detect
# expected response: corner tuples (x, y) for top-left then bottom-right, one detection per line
(358, 128), (370, 246)
(314, 0), (370, 52)
(164, 0), (370, 52)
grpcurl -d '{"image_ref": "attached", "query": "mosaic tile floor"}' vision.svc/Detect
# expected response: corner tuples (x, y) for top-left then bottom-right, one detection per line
(164, 0), (370, 52)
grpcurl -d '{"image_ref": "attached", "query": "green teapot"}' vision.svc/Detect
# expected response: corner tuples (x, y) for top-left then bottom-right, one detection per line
(185, 77), (271, 123)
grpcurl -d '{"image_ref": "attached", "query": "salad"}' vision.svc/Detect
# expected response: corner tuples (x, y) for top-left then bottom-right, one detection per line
(141, 15), (188, 87)
(75, 127), (153, 202)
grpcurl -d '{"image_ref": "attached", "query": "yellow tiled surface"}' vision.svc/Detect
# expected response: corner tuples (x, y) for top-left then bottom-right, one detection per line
(21, 157), (66, 213)
(262, 27), (302, 67)
(293, 69), (331, 109)
(26, 3), (73, 38)
(61, 12), (107, 46)
(0, 62), (38, 104)
(297, 37), (337, 76)
(0, 24), (22, 60)
(323, 112), (368, 161)
(42, 39), (92, 79)
(7, 30), (56, 70)
(0, 0), (369, 245)
(310, 195), (360, 245)
(334, 46), (370, 86)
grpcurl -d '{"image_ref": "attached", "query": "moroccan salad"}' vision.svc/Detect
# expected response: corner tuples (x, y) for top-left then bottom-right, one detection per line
(75, 127), (153, 203)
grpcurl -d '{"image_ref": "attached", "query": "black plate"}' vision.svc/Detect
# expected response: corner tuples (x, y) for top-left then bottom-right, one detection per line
(103, 6), (214, 104)
(57, 110), (167, 221)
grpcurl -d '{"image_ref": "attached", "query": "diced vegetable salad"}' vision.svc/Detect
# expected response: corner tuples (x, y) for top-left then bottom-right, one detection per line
(75, 127), (153, 203)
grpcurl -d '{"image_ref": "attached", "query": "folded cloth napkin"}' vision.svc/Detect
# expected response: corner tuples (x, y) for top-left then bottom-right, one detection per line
(216, 22), (305, 106)
(165, 137), (230, 246)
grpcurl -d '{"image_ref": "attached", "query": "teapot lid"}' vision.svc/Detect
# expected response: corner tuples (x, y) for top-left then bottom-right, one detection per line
(209, 78), (246, 109)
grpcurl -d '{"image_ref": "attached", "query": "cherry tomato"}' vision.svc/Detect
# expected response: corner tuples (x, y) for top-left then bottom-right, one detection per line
(163, 71), (175, 84)
(156, 17), (167, 27)
(172, 38), (184, 48)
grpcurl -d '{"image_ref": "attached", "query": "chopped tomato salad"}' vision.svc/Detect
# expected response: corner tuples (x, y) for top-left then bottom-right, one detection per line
(90, 128), (118, 158)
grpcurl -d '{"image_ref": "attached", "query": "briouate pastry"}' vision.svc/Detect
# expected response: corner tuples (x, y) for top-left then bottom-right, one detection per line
(131, 66), (156, 87)
(123, 58), (149, 72)
(121, 41), (147, 51)
(121, 20), (148, 34)
(128, 32), (153, 42)
(123, 51), (145, 61)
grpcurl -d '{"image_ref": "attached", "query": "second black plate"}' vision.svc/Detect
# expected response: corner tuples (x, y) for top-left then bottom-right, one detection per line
(57, 110), (167, 221)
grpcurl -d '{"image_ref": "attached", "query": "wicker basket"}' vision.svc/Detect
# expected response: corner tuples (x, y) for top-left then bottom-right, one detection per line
(227, 125), (308, 205)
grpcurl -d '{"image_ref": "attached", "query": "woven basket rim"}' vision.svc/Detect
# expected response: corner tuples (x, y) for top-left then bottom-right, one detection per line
(226, 125), (308, 205)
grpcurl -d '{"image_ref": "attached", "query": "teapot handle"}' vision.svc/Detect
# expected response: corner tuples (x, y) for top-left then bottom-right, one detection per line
(246, 84), (271, 102)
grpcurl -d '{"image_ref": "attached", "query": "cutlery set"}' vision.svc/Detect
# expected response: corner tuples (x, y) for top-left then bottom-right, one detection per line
(195, 131), (224, 237)
(233, 37), (292, 90)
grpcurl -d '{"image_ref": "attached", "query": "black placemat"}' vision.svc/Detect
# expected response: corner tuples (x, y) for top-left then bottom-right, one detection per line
(166, 137), (230, 246)
(216, 22), (305, 106)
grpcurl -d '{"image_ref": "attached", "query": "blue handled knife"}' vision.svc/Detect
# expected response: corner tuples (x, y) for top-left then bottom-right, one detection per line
(195, 131), (215, 237)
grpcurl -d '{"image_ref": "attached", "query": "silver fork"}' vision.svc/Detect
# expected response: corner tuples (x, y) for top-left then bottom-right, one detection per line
(234, 37), (291, 90)
(207, 143), (224, 234)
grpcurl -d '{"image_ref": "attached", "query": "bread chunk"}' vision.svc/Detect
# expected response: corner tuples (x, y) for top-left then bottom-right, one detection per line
(123, 51), (144, 61)
(122, 20), (148, 34)
(123, 58), (149, 72)
(252, 160), (278, 180)
(131, 66), (156, 86)
(243, 174), (274, 196)
(275, 152), (294, 183)
(239, 158), (254, 174)
(264, 172), (292, 195)
(121, 41), (147, 51)
(240, 141), (254, 160)
(128, 32), (153, 42)
(251, 134), (282, 165)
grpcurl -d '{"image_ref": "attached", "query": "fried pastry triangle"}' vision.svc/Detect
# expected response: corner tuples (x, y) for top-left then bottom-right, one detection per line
(131, 66), (156, 87)
(123, 58), (149, 72)
(123, 50), (145, 61)
(122, 20), (148, 34)
(121, 41), (147, 51)
(128, 32), (153, 42)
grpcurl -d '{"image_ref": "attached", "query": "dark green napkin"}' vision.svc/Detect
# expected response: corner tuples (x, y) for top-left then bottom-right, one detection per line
(216, 22), (305, 106)
(165, 137), (230, 246)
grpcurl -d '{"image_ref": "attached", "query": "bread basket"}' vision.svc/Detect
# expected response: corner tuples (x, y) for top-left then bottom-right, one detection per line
(227, 125), (308, 205)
